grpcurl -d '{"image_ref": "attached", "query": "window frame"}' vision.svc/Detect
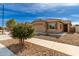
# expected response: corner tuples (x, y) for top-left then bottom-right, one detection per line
(48, 22), (57, 29)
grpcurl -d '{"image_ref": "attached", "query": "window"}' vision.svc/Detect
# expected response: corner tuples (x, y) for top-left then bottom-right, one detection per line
(48, 23), (56, 29)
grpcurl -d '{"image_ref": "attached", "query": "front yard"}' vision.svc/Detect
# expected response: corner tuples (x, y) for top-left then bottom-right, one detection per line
(34, 33), (79, 46)
(0, 33), (79, 56)
(0, 39), (68, 56)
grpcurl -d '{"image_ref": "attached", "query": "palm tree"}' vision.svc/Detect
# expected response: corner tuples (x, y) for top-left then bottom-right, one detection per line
(11, 23), (34, 48)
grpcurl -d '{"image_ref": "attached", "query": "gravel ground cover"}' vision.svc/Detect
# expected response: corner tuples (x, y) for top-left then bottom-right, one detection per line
(34, 33), (79, 46)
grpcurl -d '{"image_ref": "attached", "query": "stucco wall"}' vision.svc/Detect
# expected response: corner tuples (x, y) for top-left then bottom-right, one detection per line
(75, 26), (79, 33)
(33, 22), (46, 33)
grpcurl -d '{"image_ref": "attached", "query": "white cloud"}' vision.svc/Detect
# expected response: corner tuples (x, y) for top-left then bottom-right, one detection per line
(71, 14), (79, 17)
(0, 18), (8, 22)
(25, 4), (58, 13)
(56, 17), (71, 20)
(57, 9), (65, 13)
(72, 22), (79, 25)
(39, 3), (79, 7)
(25, 3), (79, 13)
(35, 17), (71, 20)
(62, 3), (79, 6)
(35, 17), (54, 19)
(3, 3), (79, 14)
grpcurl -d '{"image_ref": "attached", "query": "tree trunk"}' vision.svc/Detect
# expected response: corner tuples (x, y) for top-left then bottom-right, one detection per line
(19, 39), (25, 48)
(19, 39), (22, 45)
(22, 39), (24, 46)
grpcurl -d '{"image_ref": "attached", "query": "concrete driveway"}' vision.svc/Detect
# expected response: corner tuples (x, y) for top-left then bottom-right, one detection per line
(26, 38), (79, 56)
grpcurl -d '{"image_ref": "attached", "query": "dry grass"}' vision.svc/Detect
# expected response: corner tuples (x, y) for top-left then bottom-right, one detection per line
(0, 39), (68, 56)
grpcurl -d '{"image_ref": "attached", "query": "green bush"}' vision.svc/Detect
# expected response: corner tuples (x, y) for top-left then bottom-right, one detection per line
(6, 18), (16, 31)
(11, 24), (34, 47)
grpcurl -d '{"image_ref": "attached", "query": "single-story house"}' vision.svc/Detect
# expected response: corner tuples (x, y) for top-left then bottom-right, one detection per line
(32, 19), (72, 34)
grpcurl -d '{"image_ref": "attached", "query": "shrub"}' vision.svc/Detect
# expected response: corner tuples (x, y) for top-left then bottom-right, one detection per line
(11, 23), (34, 47)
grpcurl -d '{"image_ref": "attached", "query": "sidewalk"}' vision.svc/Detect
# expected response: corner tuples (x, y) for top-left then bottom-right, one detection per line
(26, 38), (79, 56)
(0, 43), (15, 56)
(0, 35), (12, 40)
(0, 34), (15, 56)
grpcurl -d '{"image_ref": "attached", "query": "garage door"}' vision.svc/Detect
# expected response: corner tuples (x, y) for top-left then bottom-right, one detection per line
(34, 25), (46, 33)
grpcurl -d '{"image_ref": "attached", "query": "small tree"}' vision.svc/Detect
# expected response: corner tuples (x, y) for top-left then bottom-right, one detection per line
(11, 23), (34, 47)
(6, 18), (16, 31)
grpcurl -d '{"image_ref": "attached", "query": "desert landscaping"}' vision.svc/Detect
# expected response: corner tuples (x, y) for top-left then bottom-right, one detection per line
(0, 39), (68, 56)
(34, 33), (79, 46)
(0, 32), (79, 56)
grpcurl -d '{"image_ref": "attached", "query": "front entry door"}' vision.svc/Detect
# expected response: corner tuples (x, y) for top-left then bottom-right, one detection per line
(63, 24), (68, 32)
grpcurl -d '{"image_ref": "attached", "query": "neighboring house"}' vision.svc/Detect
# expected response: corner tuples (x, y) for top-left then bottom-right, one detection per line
(32, 19), (72, 34)
(75, 25), (79, 33)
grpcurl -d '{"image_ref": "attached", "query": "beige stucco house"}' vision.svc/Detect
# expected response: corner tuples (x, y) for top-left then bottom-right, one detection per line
(32, 19), (72, 34)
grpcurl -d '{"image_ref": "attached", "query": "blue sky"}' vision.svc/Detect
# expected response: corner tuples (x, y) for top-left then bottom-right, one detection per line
(0, 3), (79, 26)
